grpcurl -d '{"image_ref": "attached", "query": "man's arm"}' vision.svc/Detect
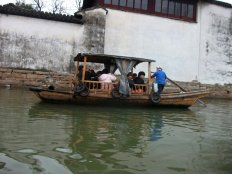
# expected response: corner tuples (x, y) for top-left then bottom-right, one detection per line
(151, 72), (157, 79)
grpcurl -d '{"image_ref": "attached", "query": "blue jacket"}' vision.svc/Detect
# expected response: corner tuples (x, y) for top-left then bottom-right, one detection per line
(151, 70), (167, 85)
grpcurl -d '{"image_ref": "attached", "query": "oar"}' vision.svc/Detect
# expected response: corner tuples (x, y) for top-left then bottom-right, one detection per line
(167, 77), (188, 92)
(167, 77), (206, 106)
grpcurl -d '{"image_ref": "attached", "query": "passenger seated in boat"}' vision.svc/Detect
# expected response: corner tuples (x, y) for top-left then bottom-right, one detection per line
(78, 65), (96, 81)
(96, 71), (102, 76)
(77, 65), (97, 89)
(134, 71), (146, 92)
(134, 71), (145, 84)
(98, 69), (116, 90)
(127, 72), (135, 89)
(133, 73), (137, 80)
(95, 71), (102, 89)
(78, 65), (83, 80)
(85, 65), (96, 80)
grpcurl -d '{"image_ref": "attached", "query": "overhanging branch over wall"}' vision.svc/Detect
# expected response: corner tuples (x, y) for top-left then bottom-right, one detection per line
(0, 3), (84, 24)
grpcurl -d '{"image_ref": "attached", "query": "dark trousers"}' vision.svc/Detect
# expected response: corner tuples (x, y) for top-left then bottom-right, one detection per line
(158, 84), (165, 94)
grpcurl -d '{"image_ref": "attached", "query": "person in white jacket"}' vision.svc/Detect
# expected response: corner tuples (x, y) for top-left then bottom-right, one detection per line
(98, 69), (116, 90)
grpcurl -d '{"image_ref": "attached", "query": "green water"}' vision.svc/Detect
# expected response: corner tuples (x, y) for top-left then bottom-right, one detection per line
(0, 88), (231, 174)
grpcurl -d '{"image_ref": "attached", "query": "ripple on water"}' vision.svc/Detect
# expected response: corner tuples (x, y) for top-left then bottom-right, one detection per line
(69, 153), (83, 160)
(32, 155), (72, 174)
(1, 89), (232, 174)
(16, 149), (38, 154)
(0, 153), (32, 173)
(55, 147), (72, 154)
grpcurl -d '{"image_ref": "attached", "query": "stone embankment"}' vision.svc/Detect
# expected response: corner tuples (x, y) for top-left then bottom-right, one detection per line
(0, 67), (73, 90)
(0, 67), (231, 99)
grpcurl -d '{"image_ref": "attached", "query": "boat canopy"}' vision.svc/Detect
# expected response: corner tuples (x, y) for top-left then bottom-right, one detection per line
(74, 53), (156, 64)
(74, 53), (156, 96)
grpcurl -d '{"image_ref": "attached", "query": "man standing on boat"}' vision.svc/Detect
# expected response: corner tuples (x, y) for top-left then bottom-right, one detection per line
(151, 66), (167, 94)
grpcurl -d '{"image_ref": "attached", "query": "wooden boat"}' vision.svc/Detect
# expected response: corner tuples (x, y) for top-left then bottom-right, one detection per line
(30, 53), (209, 108)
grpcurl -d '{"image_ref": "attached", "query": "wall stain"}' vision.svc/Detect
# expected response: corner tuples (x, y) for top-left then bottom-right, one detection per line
(212, 13), (232, 62)
(0, 30), (82, 73)
(82, 9), (106, 54)
(207, 13), (232, 77)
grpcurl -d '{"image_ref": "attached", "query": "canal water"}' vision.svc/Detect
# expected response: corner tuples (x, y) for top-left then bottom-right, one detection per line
(0, 88), (231, 174)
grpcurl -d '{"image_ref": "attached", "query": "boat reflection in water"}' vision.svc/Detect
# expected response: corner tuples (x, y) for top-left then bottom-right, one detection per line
(1, 89), (231, 174)
(25, 102), (200, 173)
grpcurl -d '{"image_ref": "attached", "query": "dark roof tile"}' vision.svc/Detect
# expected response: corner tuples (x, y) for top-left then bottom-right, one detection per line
(204, 0), (232, 8)
(0, 3), (83, 24)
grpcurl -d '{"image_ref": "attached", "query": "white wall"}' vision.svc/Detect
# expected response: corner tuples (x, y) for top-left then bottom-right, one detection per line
(103, 4), (232, 84)
(199, 3), (232, 84)
(1, 3), (231, 84)
(0, 14), (84, 72)
(104, 9), (200, 81)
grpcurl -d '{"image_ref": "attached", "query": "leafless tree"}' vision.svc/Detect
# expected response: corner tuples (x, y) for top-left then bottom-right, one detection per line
(16, 0), (25, 4)
(51, 0), (65, 14)
(32, 0), (44, 11)
(74, 0), (82, 11)
(15, 0), (34, 10)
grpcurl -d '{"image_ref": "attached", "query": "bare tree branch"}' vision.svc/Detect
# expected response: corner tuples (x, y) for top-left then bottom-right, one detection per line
(15, 0), (34, 10)
(33, 0), (44, 11)
(51, 0), (65, 14)
(74, 0), (82, 11)
(52, 0), (58, 13)
(16, 0), (25, 4)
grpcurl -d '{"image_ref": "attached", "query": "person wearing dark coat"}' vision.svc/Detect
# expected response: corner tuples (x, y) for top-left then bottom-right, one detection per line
(85, 65), (96, 80)
(134, 71), (145, 84)
(133, 71), (146, 92)
(132, 73), (137, 79)
(78, 65), (83, 80)
(127, 72), (135, 89)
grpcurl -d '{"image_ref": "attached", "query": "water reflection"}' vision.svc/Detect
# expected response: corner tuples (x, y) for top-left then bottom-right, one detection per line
(0, 88), (232, 174)
(0, 153), (32, 173)
(26, 102), (201, 173)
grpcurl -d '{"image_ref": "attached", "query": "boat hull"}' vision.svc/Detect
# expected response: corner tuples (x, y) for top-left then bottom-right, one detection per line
(30, 87), (209, 108)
